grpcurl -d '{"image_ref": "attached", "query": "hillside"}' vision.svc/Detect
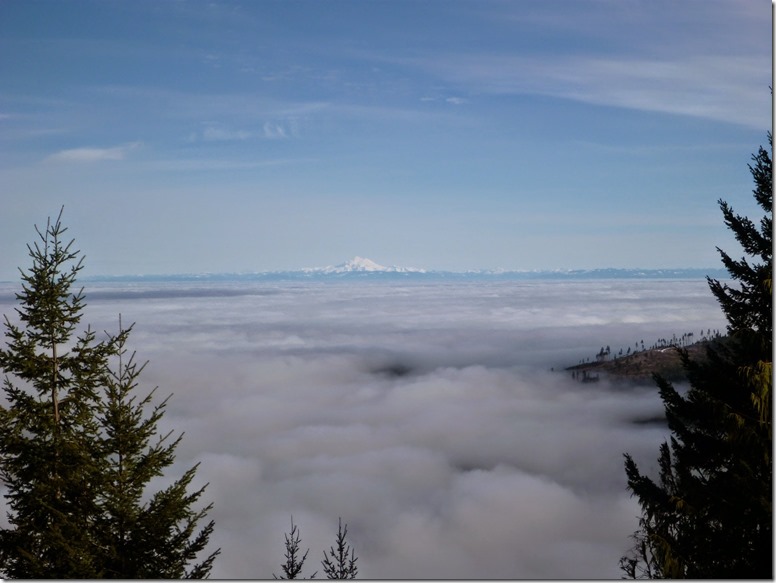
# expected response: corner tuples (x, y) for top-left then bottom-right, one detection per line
(565, 338), (725, 383)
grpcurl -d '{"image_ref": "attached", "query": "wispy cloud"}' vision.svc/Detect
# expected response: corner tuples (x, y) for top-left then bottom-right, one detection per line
(201, 126), (252, 141)
(45, 141), (142, 163)
(145, 157), (310, 172)
(263, 121), (292, 140)
(85, 85), (329, 125)
(419, 96), (469, 106)
(409, 53), (769, 129)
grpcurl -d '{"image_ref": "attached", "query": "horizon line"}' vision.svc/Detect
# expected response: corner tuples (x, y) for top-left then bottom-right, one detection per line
(0, 265), (728, 284)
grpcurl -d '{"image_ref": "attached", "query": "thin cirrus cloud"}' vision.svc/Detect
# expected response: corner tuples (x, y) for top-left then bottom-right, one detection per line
(44, 141), (142, 163)
(201, 126), (253, 141)
(407, 53), (769, 129)
(190, 121), (297, 142)
(263, 120), (302, 140)
(419, 96), (468, 105)
(144, 157), (307, 172)
(263, 122), (288, 139)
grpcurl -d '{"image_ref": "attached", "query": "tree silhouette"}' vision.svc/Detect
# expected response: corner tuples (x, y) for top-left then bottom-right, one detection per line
(621, 136), (772, 578)
(321, 518), (358, 579)
(275, 517), (316, 580)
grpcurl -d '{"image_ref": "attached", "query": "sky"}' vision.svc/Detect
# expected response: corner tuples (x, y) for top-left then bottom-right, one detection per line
(0, 0), (772, 279)
(0, 277), (731, 578)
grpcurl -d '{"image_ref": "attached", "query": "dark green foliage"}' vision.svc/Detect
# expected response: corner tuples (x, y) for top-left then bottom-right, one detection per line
(95, 325), (219, 578)
(321, 518), (358, 579)
(708, 135), (773, 347)
(621, 137), (773, 578)
(0, 210), (219, 578)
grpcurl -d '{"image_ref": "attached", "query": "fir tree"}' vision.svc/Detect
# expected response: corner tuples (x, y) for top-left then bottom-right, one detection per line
(621, 136), (773, 578)
(96, 320), (219, 578)
(321, 518), (358, 579)
(0, 210), (219, 578)
(274, 516), (315, 579)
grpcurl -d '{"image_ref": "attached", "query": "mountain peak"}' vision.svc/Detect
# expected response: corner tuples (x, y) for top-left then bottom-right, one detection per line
(304, 256), (426, 274)
(341, 256), (386, 271)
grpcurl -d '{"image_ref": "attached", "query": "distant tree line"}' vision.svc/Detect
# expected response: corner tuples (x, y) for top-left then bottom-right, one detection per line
(575, 329), (724, 366)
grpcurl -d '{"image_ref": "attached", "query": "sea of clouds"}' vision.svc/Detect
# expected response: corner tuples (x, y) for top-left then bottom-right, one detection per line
(0, 278), (728, 578)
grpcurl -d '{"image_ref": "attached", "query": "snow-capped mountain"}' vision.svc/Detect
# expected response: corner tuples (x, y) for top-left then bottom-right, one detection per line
(305, 256), (427, 274)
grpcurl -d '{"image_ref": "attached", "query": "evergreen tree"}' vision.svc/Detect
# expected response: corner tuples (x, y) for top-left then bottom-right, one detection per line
(274, 516), (315, 579)
(621, 137), (772, 578)
(0, 210), (219, 578)
(96, 320), (219, 578)
(321, 518), (358, 579)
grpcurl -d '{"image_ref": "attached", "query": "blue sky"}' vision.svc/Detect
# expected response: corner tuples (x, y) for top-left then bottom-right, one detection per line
(0, 0), (771, 278)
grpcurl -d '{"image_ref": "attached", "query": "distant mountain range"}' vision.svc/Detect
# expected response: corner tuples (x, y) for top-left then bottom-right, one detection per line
(77, 257), (731, 283)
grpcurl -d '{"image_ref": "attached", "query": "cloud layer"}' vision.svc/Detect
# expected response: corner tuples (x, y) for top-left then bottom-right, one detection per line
(44, 141), (142, 163)
(0, 278), (728, 578)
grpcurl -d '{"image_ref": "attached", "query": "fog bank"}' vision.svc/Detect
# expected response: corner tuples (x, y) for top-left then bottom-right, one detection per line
(0, 278), (727, 578)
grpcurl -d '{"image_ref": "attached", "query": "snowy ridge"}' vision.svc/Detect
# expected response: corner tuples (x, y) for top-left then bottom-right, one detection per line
(304, 256), (427, 274)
